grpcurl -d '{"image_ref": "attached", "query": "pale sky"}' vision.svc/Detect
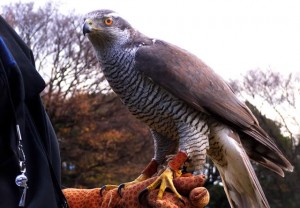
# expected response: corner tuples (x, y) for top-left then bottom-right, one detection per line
(1, 0), (300, 80)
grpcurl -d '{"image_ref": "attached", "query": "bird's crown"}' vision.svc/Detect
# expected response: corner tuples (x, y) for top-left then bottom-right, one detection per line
(83, 10), (134, 47)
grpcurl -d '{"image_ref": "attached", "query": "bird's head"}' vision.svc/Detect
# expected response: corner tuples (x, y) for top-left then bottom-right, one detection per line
(83, 10), (134, 51)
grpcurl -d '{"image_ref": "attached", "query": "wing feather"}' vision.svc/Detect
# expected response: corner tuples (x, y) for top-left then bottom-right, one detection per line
(134, 39), (293, 172)
(135, 40), (256, 127)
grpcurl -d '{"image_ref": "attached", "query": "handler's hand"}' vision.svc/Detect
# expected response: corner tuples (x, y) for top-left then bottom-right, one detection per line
(63, 174), (209, 208)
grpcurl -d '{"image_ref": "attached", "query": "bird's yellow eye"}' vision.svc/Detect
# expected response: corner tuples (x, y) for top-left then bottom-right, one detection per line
(104, 17), (113, 26)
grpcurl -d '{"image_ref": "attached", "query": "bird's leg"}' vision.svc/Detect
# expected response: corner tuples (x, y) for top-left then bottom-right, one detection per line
(101, 159), (158, 196)
(139, 151), (188, 203)
(168, 151), (189, 177)
(137, 159), (159, 181)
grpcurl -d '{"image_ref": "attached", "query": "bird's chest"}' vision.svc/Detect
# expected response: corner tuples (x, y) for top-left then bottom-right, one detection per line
(103, 64), (198, 137)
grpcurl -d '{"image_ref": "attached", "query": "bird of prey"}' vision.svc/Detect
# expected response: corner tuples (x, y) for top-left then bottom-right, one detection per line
(83, 10), (293, 208)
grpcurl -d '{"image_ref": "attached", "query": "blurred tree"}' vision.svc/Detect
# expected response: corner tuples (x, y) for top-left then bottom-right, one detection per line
(54, 92), (153, 187)
(229, 69), (300, 208)
(1, 1), (105, 119)
(229, 69), (300, 154)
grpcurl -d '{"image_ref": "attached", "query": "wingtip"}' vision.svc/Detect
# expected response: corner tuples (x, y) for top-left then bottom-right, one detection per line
(281, 156), (294, 175)
(285, 165), (294, 173)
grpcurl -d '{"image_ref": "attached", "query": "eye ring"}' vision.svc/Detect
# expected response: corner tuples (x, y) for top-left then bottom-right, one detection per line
(104, 17), (113, 26)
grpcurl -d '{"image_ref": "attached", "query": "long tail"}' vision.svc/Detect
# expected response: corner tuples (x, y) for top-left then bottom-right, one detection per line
(208, 126), (270, 208)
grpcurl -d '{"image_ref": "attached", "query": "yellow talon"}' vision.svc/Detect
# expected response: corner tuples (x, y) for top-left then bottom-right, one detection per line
(132, 173), (150, 183)
(146, 167), (183, 200)
(118, 173), (149, 189)
(100, 173), (150, 197)
(143, 151), (188, 201)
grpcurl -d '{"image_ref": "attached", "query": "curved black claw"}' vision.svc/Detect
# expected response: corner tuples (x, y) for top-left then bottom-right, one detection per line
(117, 183), (125, 197)
(99, 185), (106, 197)
(178, 197), (186, 206)
(138, 188), (149, 205)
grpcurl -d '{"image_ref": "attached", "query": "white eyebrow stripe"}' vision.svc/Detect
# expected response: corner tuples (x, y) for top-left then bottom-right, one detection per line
(106, 12), (120, 18)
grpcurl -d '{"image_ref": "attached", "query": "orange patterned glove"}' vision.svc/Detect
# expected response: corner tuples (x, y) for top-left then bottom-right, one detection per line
(63, 174), (209, 208)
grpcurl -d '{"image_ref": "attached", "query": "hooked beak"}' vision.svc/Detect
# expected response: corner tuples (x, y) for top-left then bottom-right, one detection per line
(83, 18), (103, 36)
(83, 19), (96, 36)
(83, 21), (92, 36)
(83, 24), (90, 36)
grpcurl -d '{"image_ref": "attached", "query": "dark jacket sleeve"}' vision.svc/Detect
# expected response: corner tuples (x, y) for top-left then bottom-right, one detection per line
(0, 15), (67, 208)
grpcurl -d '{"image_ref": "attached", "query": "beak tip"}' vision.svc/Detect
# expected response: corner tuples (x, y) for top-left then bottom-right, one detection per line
(82, 23), (91, 36)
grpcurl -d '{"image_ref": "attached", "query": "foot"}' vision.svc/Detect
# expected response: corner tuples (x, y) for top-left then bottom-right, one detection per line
(141, 167), (184, 201)
(99, 184), (118, 196)
(139, 151), (188, 204)
(100, 173), (149, 197)
(100, 159), (159, 197)
(117, 173), (150, 196)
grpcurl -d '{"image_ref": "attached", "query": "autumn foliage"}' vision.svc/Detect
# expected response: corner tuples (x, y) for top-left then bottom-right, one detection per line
(48, 92), (153, 188)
